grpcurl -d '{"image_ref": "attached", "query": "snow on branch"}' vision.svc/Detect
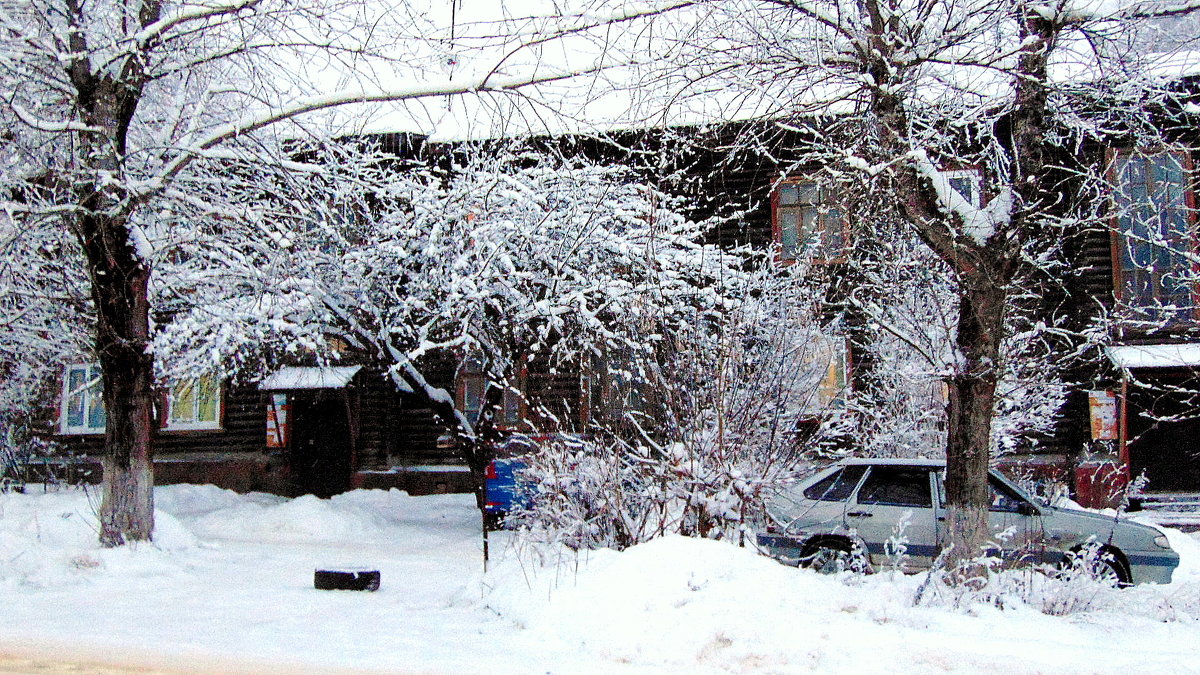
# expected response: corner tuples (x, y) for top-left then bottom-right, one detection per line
(10, 105), (103, 134)
(1035, 0), (1200, 23)
(151, 67), (608, 188)
(908, 150), (1011, 246)
(133, 0), (263, 47)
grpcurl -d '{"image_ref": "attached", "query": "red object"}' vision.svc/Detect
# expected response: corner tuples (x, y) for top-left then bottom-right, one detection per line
(485, 461), (497, 480)
(1074, 461), (1130, 509)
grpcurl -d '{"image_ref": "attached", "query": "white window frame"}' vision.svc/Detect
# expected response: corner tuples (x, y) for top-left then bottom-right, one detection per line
(60, 363), (106, 435)
(162, 375), (224, 431)
(942, 169), (982, 207)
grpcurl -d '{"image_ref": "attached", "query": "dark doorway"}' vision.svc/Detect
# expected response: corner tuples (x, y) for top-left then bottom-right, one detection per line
(1126, 369), (1200, 493)
(288, 391), (353, 497)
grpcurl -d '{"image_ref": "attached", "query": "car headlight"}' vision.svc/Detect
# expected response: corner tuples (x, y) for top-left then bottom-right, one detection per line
(1153, 534), (1171, 549)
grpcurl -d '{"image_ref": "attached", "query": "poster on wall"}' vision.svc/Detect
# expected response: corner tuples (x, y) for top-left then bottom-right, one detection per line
(1088, 390), (1118, 441)
(266, 393), (290, 448)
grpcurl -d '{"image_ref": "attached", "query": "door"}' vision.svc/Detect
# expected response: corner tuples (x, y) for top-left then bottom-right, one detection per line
(984, 473), (1045, 565)
(848, 466), (940, 570)
(1126, 372), (1200, 492)
(932, 471), (1045, 565)
(288, 391), (353, 498)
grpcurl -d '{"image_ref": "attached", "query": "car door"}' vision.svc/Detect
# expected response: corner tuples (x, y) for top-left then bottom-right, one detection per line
(847, 465), (939, 570)
(985, 472), (1045, 565)
(932, 471), (1045, 565)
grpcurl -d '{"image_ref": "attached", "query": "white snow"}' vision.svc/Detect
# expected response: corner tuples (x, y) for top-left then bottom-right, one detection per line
(1106, 343), (1200, 369)
(2, 485), (1200, 673)
(258, 365), (361, 390)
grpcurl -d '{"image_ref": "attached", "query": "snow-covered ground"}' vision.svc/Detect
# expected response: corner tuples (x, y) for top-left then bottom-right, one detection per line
(2, 486), (1199, 674)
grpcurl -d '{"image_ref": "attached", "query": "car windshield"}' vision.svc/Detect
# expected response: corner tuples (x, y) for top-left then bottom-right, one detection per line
(988, 475), (1034, 513)
(803, 465), (867, 502)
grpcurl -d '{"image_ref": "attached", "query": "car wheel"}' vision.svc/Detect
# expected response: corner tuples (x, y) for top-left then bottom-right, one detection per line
(1065, 547), (1130, 587)
(1087, 553), (1129, 588)
(801, 539), (865, 574)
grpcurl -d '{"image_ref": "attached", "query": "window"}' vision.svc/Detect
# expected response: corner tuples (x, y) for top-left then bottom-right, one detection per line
(797, 336), (850, 417)
(584, 347), (651, 426)
(988, 476), (1031, 514)
(457, 354), (525, 428)
(943, 170), (982, 207)
(803, 465), (867, 502)
(61, 364), (105, 434)
(164, 375), (223, 431)
(816, 339), (849, 408)
(459, 354), (486, 422)
(1113, 151), (1197, 318)
(774, 181), (846, 261)
(60, 365), (223, 434)
(856, 466), (933, 508)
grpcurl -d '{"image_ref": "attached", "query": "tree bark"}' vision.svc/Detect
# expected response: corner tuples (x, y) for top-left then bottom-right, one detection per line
(82, 208), (157, 546)
(942, 277), (1007, 571)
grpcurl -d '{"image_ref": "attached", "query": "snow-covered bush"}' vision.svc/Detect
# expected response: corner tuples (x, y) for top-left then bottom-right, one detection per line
(907, 540), (1198, 619)
(514, 433), (771, 550)
(513, 260), (854, 549)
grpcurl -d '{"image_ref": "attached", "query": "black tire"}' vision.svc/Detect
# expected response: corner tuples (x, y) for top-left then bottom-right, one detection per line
(314, 569), (380, 591)
(800, 539), (866, 574)
(1064, 547), (1130, 588)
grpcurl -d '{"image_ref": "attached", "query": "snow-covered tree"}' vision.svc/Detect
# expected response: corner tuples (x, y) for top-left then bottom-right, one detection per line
(638, 0), (1200, 571)
(0, 0), (681, 545)
(153, 146), (746, 504)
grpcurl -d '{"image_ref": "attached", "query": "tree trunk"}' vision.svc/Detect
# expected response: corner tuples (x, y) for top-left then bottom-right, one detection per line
(942, 277), (1007, 573)
(63, 0), (162, 546)
(79, 209), (157, 546)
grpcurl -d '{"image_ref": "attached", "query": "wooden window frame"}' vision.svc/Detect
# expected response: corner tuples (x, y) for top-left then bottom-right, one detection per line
(162, 375), (225, 432)
(772, 179), (849, 264)
(1108, 148), (1199, 321)
(456, 354), (527, 430)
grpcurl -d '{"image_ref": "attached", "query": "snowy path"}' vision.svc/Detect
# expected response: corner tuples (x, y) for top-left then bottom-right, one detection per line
(3, 486), (1200, 674)
(0, 488), (544, 673)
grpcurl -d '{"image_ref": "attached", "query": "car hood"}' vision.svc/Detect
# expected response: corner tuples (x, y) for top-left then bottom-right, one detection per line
(1041, 504), (1164, 549)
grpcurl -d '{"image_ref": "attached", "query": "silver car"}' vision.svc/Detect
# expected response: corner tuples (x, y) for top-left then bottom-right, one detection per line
(757, 458), (1179, 585)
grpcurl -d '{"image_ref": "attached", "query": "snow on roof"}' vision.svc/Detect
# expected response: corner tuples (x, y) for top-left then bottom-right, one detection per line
(259, 366), (362, 390)
(1106, 343), (1200, 369)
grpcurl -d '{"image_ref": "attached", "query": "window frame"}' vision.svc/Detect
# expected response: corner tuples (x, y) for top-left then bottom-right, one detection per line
(942, 169), (983, 208)
(1109, 148), (1199, 320)
(162, 374), (225, 432)
(855, 466), (935, 509)
(456, 353), (526, 430)
(60, 363), (106, 435)
(772, 178), (849, 264)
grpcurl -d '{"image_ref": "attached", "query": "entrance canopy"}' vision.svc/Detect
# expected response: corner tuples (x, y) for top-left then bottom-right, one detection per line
(1106, 344), (1200, 370)
(259, 366), (362, 390)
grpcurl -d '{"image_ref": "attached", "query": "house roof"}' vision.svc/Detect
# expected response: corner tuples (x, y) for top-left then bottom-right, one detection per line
(259, 366), (362, 390)
(1106, 343), (1200, 369)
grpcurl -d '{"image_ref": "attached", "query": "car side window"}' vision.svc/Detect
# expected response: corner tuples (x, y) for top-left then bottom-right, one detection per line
(803, 465), (866, 502)
(857, 467), (933, 508)
(988, 476), (1029, 513)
